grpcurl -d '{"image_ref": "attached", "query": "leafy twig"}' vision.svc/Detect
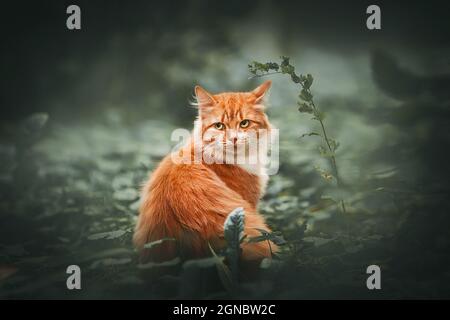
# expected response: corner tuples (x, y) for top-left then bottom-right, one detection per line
(224, 207), (245, 284)
(248, 56), (346, 213)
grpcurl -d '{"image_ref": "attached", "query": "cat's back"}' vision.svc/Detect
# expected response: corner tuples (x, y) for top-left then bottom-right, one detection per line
(142, 152), (230, 208)
(135, 153), (221, 252)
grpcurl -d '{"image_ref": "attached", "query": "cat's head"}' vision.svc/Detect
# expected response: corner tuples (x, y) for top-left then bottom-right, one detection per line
(193, 81), (272, 165)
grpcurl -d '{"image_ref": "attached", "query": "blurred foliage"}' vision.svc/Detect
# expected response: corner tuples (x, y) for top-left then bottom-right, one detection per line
(1, 1), (450, 299)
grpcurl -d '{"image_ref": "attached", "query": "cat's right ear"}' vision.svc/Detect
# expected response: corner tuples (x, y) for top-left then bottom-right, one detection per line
(195, 86), (216, 110)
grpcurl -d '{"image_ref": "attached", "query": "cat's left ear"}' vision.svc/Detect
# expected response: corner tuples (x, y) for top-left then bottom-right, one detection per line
(251, 80), (272, 103)
(195, 85), (216, 108)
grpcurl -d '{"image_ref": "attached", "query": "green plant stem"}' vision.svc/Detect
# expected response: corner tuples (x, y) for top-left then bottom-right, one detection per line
(252, 70), (347, 214)
(299, 87), (347, 214)
(267, 239), (273, 258)
(248, 71), (282, 79)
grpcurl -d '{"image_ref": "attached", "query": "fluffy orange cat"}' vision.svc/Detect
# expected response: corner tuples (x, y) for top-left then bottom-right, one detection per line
(133, 80), (278, 264)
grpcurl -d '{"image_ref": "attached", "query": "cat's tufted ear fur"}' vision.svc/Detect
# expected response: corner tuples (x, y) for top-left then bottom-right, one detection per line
(195, 85), (216, 108)
(251, 80), (272, 103)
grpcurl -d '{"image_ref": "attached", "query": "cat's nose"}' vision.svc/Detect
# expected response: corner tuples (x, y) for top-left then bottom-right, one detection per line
(232, 137), (238, 144)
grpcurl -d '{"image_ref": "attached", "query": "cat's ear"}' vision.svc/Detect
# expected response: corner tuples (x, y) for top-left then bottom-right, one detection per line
(195, 85), (216, 109)
(251, 80), (272, 103)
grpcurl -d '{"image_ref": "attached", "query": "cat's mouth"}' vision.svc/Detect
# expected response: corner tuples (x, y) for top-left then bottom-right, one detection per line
(200, 137), (264, 164)
(222, 141), (249, 153)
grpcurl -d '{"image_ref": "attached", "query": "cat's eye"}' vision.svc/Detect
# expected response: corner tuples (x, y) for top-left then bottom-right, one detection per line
(214, 122), (225, 130)
(240, 119), (250, 128)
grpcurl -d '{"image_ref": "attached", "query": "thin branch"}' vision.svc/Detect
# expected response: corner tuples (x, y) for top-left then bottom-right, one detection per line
(248, 71), (282, 79)
(267, 239), (273, 258)
(301, 85), (347, 214)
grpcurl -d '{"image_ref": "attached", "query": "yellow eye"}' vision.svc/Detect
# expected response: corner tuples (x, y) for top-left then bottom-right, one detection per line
(214, 122), (225, 130)
(240, 119), (250, 128)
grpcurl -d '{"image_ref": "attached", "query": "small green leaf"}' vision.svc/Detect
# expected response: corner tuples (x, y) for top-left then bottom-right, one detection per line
(247, 228), (287, 246)
(90, 258), (132, 269)
(208, 244), (233, 293)
(314, 166), (334, 182)
(224, 207), (245, 247)
(299, 89), (313, 101)
(297, 102), (314, 113)
(267, 62), (279, 71)
(321, 195), (338, 203)
(300, 132), (320, 139)
(304, 74), (314, 89)
(329, 139), (340, 152)
(137, 257), (181, 269)
(183, 257), (222, 269)
(291, 73), (301, 83)
(320, 151), (335, 158)
(87, 230), (128, 240)
(280, 56), (290, 67)
(143, 237), (176, 249)
(281, 64), (295, 75)
(312, 110), (325, 121)
(224, 207), (245, 283)
(318, 145), (335, 158)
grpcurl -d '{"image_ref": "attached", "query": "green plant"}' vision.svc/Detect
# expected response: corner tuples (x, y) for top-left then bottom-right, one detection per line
(248, 56), (346, 213)
(223, 207), (245, 284)
(247, 228), (286, 258)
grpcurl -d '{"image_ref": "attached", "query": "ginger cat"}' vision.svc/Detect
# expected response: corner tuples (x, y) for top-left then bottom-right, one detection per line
(133, 80), (278, 264)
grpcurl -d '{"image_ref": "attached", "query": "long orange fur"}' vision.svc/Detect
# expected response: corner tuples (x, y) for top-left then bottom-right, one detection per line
(133, 80), (278, 263)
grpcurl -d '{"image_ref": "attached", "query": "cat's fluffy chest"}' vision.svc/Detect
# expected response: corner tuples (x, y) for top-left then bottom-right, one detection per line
(238, 163), (269, 197)
(207, 163), (266, 208)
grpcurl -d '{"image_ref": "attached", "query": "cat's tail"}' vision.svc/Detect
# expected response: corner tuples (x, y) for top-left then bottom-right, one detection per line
(133, 212), (179, 263)
(239, 210), (278, 261)
(133, 202), (277, 263)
